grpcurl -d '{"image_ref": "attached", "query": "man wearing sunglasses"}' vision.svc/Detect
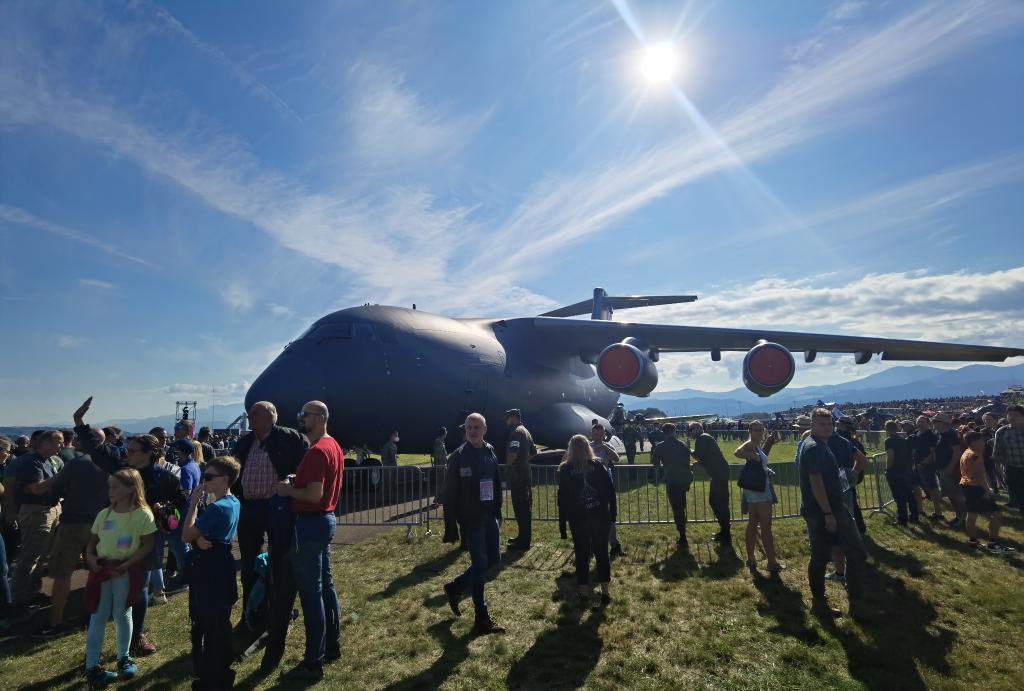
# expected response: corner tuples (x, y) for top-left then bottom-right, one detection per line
(183, 456), (241, 689)
(273, 401), (344, 681)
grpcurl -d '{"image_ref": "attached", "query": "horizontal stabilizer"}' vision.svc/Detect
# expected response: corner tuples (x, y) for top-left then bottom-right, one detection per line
(540, 287), (697, 320)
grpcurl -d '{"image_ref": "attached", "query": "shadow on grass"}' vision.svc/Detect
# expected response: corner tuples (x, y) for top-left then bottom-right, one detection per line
(506, 577), (605, 690)
(862, 534), (928, 578)
(914, 523), (1024, 571)
(752, 573), (820, 644)
(819, 566), (956, 690)
(648, 543), (698, 582)
(369, 546), (464, 601)
(379, 619), (470, 691)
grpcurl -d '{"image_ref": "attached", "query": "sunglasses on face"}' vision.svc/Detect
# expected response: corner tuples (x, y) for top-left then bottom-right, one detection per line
(203, 473), (224, 482)
(297, 410), (323, 419)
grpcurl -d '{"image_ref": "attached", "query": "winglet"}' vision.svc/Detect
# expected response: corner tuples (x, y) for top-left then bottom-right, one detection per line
(539, 287), (698, 320)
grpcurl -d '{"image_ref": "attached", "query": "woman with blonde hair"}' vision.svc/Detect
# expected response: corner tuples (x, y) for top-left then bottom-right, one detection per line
(83, 468), (156, 688)
(557, 435), (617, 605)
(736, 421), (783, 574)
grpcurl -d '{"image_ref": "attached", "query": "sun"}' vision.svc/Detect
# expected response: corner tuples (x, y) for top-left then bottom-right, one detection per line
(639, 42), (679, 85)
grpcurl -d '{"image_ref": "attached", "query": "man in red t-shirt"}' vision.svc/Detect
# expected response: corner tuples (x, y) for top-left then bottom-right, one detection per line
(273, 400), (344, 681)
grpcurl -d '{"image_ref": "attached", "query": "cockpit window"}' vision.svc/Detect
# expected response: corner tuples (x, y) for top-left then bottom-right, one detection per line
(307, 323), (354, 342)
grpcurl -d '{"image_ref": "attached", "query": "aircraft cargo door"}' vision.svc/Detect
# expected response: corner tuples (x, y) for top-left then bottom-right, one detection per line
(463, 365), (489, 418)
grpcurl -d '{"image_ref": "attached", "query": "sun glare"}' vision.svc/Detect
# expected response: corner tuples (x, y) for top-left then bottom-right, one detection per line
(640, 42), (678, 85)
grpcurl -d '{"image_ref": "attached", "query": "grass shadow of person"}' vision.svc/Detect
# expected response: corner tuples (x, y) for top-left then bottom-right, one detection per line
(702, 540), (744, 580)
(752, 573), (821, 644)
(506, 577), (605, 690)
(648, 542), (699, 582)
(915, 523), (1024, 571)
(861, 534), (928, 578)
(379, 619), (471, 691)
(370, 545), (465, 602)
(816, 566), (956, 691)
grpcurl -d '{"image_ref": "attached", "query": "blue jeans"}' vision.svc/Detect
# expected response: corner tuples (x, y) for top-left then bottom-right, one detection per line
(450, 515), (500, 620)
(291, 513), (340, 666)
(86, 574), (132, 668)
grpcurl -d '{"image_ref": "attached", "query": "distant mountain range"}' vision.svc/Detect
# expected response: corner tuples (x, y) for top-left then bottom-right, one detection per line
(0, 402), (247, 439)
(621, 363), (1024, 417)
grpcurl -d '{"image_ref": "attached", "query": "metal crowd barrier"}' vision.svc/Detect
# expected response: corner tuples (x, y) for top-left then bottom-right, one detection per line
(701, 429), (885, 451)
(335, 465), (432, 540)
(400, 452), (892, 532)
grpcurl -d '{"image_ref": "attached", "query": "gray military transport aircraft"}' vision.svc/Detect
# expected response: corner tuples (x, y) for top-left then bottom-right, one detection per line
(245, 287), (1024, 453)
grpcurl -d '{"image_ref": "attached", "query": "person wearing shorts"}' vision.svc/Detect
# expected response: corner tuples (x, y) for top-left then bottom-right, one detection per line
(960, 432), (1014, 556)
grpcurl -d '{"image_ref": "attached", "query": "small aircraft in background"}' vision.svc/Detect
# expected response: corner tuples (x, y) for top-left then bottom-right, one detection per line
(246, 287), (1024, 453)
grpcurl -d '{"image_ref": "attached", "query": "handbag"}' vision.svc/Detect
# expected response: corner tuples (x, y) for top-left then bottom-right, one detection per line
(737, 457), (767, 492)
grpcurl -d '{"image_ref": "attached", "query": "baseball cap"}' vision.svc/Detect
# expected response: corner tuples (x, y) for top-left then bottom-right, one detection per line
(505, 409), (521, 418)
(172, 438), (194, 456)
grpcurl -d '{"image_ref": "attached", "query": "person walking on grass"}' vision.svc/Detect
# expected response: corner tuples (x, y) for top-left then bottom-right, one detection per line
(442, 413), (505, 635)
(183, 456), (242, 689)
(960, 432), (1015, 556)
(83, 469), (155, 689)
(558, 435), (617, 607)
(735, 420), (783, 574)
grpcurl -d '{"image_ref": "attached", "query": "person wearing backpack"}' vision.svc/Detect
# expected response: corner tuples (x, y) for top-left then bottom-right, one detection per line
(558, 435), (617, 606)
(735, 420), (783, 574)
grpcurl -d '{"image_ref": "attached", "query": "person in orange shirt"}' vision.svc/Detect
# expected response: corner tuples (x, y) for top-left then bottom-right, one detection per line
(960, 432), (1014, 556)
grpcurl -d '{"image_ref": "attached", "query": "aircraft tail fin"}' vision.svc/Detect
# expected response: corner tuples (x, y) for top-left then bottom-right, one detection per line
(539, 287), (698, 320)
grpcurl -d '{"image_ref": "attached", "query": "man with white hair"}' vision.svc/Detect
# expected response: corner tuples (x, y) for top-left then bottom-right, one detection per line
(232, 401), (309, 614)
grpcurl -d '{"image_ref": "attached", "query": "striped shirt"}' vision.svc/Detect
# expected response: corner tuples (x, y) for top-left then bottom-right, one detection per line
(992, 425), (1024, 469)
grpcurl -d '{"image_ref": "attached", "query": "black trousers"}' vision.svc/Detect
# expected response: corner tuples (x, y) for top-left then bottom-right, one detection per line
(708, 478), (731, 535)
(806, 510), (866, 599)
(260, 546), (300, 667)
(191, 609), (235, 689)
(625, 446), (636, 464)
(509, 481), (532, 546)
(1005, 466), (1024, 512)
(569, 517), (611, 585)
(885, 471), (919, 524)
(666, 482), (688, 538)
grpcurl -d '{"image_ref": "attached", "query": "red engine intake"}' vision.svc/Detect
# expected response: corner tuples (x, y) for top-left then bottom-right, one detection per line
(597, 341), (658, 396)
(742, 342), (796, 397)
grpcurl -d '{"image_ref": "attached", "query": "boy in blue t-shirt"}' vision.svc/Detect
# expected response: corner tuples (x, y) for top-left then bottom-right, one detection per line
(182, 456), (241, 689)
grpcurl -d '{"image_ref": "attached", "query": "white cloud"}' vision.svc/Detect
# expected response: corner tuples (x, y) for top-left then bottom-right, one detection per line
(0, 205), (158, 269)
(268, 302), (295, 318)
(57, 335), (83, 348)
(346, 61), (488, 167)
(78, 278), (116, 290)
(220, 282), (255, 313)
(163, 381), (250, 396)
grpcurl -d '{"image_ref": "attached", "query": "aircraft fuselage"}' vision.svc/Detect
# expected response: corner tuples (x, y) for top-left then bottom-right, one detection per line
(245, 305), (618, 453)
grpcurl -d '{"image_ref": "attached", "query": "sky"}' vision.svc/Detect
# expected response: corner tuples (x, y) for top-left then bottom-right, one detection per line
(2, 0), (1023, 425)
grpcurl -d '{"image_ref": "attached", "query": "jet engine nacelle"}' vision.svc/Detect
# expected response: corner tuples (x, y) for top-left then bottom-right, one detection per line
(742, 341), (796, 397)
(597, 339), (658, 396)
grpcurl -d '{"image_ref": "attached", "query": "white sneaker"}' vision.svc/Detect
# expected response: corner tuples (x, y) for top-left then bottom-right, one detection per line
(149, 592), (167, 606)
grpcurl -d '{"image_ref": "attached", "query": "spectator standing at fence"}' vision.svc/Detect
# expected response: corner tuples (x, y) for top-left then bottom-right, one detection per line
(959, 432), (1015, 555)
(688, 422), (732, 543)
(29, 427), (109, 637)
(381, 431), (399, 467)
(623, 420), (639, 465)
(8, 430), (63, 613)
(590, 425), (624, 556)
(909, 415), (943, 521)
(993, 404), (1024, 512)
(505, 409), (536, 551)
(182, 456), (242, 689)
(932, 412), (967, 528)
(735, 421), (783, 573)
(273, 400), (343, 681)
(884, 420), (918, 526)
(798, 408), (867, 618)
(558, 435), (616, 606)
(432, 427), (448, 466)
(652, 424), (693, 549)
(83, 468), (155, 688)
(442, 413), (505, 635)
(834, 418), (868, 534)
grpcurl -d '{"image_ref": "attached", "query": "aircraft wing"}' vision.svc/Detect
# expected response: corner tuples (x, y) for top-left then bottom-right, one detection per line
(527, 317), (1024, 363)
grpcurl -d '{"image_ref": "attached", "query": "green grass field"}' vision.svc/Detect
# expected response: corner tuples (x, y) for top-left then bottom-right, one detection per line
(4, 499), (1022, 690)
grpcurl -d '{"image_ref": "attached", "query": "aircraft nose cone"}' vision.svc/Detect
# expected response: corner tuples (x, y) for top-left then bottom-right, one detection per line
(246, 350), (328, 422)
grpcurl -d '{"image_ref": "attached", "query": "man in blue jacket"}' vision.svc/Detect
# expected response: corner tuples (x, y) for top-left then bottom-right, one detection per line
(442, 413), (504, 635)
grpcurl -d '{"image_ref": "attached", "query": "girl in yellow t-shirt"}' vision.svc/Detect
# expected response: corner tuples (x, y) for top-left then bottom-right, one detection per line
(84, 469), (156, 688)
